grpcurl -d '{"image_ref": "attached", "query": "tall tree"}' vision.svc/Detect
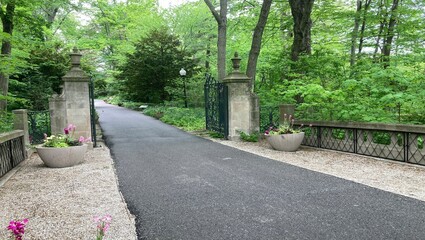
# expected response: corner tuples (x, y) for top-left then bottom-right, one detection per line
(382, 0), (399, 68)
(357, 0), (372, 54)
(204, 0), (227, 81)
(350, 0), (362, 67)
(0, 0), (16, 111)
(288, 0), (314, 61)
(246, 0), (273, 89)
(118, 28), (196, 103)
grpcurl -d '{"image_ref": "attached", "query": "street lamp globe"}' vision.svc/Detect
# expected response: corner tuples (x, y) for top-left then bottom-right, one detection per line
(179, 68), (186, 76)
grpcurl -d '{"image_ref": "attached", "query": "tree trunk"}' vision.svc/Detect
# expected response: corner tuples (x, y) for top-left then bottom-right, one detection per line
(288, 0), (314, 62)
(204, 0), (227, 81)
(246, 0), (273, 90)
(373, 0), (387, 62)
(350, 0), (362, 67)
(358, 0), (371, 54)
(0, 1), (16, 111)
(46, 7), (59, 28)
(382, 0), (399, 68)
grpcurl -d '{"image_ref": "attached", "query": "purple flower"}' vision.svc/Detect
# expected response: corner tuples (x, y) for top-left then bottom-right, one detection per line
(64, 127), (69, 135)
(7, 219), (28, 240)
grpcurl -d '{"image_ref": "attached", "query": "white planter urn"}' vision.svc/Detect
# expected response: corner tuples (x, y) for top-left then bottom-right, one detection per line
(266, 132), (305, 152)
(36, 144), (88, 168)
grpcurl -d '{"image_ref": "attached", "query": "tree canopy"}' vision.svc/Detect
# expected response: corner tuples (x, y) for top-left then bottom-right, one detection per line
(0, 0), (424, 123)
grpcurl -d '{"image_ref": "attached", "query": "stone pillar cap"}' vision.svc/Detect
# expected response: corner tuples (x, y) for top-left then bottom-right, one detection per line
(222, 52), (250, 83)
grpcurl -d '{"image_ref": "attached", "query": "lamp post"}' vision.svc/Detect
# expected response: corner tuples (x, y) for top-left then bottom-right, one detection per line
(179, 68), (188, 108)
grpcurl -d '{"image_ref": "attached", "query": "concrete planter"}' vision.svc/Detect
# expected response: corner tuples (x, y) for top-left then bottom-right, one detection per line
(266, 132), (305, 152)
(36, 144), (87, 168)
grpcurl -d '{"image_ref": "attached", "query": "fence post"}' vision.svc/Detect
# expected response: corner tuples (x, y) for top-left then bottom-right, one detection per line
(354, 129), (358, 154)
(12, 109), (30, 147)
(404, 132), (409, 162)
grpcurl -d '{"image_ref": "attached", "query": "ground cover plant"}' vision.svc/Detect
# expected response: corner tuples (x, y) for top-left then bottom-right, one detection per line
(143, 106), (205, 131)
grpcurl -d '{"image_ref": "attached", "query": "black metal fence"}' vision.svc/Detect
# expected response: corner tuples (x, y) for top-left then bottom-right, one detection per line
(28, 110), (50, 144)
(0, 131), (26, 178)
(260, 106), (280, 132)
(204, 74), (228, 138)
(296, 121), (425, 166)
(89, 78), (97, 147)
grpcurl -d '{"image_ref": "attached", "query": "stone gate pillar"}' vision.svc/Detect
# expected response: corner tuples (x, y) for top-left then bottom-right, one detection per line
(223, 52), (260, 140)
(12, 109), (30, 146)
(49, 47), (91, 140)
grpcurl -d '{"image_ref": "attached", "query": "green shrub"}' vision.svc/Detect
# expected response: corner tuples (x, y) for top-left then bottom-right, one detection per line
(122, 101), (145, 110)
(239, 131), (259, 142)
(0, 112), (14, 133)
(143, 106), (205, 131)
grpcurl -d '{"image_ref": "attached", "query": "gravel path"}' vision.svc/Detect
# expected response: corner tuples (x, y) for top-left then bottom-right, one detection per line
(0, 143), (137, 240)
(206, 136), (425, 202)
(1, 123), (424, 239)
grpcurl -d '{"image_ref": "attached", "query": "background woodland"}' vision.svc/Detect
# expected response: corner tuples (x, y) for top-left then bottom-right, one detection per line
(1, 0), (424, 129)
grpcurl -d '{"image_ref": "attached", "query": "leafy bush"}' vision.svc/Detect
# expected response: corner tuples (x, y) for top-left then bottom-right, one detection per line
(143, 106), (205, 131)
(0, 112), (14, 133)
(122, 101), (145, 110)
(239, 131), (259, 142)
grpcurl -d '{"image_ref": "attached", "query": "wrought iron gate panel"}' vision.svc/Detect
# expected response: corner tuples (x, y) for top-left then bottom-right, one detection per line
(89, 78), (97, 147)
(205, 74), (228, 138)
(28, 110), (50, 144)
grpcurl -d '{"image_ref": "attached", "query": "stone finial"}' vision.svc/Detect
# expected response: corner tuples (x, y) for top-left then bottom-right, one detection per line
(231, 52), (241, 72)
(70, 47), (82, 68)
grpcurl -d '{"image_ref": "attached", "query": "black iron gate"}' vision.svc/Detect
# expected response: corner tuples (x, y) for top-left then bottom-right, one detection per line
(89, 78), (97, 147)
(28, 110), (50, 144)
(204, 74), (228, 138)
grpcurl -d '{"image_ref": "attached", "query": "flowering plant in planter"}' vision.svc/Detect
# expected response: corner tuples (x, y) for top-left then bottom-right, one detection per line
(264, 114), (309, 136)
(264, 114), (311, 152)
(43, 124), (89, 148)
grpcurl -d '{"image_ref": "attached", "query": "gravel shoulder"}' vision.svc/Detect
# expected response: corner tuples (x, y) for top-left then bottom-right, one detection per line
(0, 143), (137, 240)
(1, 125), (424, 239)
(204, 135), (425, 202)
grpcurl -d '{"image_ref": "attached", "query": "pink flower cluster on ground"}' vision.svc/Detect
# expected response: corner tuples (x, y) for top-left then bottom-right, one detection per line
(7, 219), (28, 240)
(94, 215), (112, 240)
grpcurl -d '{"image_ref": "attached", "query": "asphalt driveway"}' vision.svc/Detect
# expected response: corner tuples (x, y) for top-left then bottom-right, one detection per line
(96, 100), (425, 240)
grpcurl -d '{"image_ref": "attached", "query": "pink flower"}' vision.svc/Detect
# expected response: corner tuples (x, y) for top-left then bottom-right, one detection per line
(7, 219), (28, 240)
(67, 124), (76, 132)
(95, 214), (112, 239)
(64, 127), (69, 134)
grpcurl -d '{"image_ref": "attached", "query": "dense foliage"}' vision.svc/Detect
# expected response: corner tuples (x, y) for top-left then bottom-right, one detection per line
(0, 111), (14, 133)
(143, 106), (205, 131)
(118, 28), (197, 103)
(0, 0), (424, 128)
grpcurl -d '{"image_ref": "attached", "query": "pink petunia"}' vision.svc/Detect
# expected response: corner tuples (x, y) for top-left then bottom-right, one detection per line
(67, 124), (76, 132)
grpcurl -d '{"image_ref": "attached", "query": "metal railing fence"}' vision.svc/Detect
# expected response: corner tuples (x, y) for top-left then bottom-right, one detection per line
(0, 130), (26, 178)
(296, 121), (425, 166)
